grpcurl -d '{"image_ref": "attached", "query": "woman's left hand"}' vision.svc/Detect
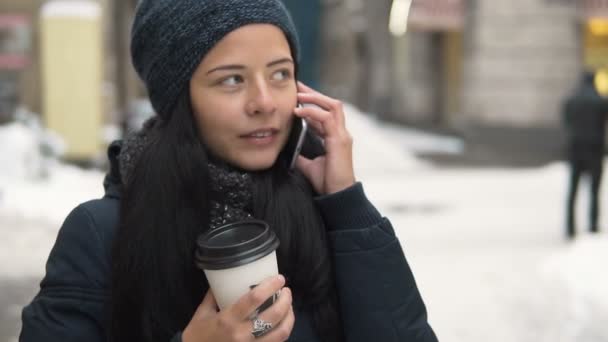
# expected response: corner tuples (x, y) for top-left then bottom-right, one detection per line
(293, 81), (355, 195)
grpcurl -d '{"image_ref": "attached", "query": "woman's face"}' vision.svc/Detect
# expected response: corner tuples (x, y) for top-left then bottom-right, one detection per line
(189, 24), (297, 171)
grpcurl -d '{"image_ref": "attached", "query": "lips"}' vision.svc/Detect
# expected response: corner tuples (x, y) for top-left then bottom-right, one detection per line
(240, 128), (278, 138)
(240, 128), (280, 146)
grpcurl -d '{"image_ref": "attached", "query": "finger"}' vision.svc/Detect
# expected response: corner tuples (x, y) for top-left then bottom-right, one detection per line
(297, 81), (335, 104)
(256, 305), (295, 342)
(297, 80), (313, 92)
(297, 82), (342, 112)
(230, 275), (285, 320)
(304, 118), (326, 137)
(195, 290), (218, 319)
(333, 100), (346, 129)
(248, 287), (292, 330)
(294, 105), (337, 136)
(298, 93), (346, 129)
(297, 93), (332, 112)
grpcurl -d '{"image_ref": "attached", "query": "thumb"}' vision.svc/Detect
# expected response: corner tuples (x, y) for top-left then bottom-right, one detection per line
(194, 290), (218, 319)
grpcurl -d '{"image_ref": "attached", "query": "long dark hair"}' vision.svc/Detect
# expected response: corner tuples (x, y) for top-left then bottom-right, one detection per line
(109, 91), (344, 342)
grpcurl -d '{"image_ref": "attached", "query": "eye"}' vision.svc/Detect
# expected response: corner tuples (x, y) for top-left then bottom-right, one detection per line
(271, 69), (291, 81)
(220, 75), (244, 86)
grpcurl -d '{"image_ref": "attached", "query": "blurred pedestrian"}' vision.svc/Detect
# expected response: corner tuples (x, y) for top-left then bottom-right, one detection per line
(562, 70), (608, 239)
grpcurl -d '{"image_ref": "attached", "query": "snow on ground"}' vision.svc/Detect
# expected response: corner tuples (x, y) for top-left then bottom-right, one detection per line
(535, 236), (608, 342)
(363, 159), (608, 342)
(344, 103), (431, 175)
(0, 122), (104, 279)
(347, 106), (608, 342)
(1, 106), (608, 341)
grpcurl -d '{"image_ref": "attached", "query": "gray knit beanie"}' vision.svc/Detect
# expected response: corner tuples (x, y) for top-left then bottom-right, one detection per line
(130, 0), (300, 119)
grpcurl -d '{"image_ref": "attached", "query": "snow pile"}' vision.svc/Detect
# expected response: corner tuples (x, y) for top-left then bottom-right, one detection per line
(0, 119), (104, 278)
(0, 122), (46, 181)
(0, 120), (104, 226)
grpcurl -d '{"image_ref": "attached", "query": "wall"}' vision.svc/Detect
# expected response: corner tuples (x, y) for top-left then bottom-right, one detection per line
(460, 0), (581, 127)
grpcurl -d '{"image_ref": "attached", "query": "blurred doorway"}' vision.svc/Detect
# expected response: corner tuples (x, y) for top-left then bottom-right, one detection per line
(583, 18), (608, 71)
(430, 30), (462, 125)
(406, 0), (464, 126)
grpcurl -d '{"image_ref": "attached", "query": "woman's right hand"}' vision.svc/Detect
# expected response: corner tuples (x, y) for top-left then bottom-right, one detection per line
(182, 275), (294, 342)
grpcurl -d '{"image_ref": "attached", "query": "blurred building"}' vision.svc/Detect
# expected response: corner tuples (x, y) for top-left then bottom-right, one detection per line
(0, 0), (144, 159)
(399, 0), (608, 129)
(1, 0), (117, 114)
(3, 0), (608, 160)
(0, 0), (38, 122)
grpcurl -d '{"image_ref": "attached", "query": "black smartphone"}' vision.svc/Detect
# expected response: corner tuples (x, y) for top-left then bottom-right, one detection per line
(285, 104), (326, 170)
(289, 115), (308, 170)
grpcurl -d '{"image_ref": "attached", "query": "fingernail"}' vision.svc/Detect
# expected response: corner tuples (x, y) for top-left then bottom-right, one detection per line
(277, 274), (285, 283)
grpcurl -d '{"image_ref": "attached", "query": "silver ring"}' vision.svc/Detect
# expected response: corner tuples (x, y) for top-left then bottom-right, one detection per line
(251, 317), (273, 338)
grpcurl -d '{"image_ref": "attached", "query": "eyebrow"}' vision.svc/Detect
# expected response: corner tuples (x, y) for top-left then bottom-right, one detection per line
(267, 58), (293, 68)
(206, 58), (294, 75)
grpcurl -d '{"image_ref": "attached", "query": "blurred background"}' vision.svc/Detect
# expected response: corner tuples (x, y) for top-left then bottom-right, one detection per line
(1, 0), (607, 341)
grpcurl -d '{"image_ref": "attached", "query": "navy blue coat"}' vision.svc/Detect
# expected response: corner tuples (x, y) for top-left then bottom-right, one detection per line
(20, 143), (437, 342)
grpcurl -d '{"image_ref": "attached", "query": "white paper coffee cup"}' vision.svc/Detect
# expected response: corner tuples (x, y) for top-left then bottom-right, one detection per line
(195, 219), (280, 310)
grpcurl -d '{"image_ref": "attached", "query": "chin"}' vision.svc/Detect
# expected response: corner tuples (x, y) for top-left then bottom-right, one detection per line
(233, 154), (279, 171)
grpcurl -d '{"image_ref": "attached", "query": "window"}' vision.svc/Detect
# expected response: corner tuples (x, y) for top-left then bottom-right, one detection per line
(0, 14), (31, 70)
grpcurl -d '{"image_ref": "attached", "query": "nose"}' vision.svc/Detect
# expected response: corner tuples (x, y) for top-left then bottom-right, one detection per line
(245, 78), (277, 116)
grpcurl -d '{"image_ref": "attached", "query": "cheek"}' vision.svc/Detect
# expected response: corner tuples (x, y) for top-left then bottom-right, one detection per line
(191, 105), (240, 155)
(194, 114), (227, 145)
(191, 96), (230, 132)
(191, 107), (211, 137)
(278, 92), (298, 115)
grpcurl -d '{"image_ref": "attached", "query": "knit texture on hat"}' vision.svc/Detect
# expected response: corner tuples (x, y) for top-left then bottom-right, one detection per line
(130, 0), (300, 119)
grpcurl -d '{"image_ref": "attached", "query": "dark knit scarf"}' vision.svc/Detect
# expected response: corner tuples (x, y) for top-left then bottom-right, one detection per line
(117, 119), (253, 230)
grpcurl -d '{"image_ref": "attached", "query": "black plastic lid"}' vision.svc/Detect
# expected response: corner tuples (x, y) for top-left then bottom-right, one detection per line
(195, 219), (280, 270)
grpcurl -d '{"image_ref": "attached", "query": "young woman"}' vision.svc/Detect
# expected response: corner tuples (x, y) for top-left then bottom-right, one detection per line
(20, 1), (437, 341)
